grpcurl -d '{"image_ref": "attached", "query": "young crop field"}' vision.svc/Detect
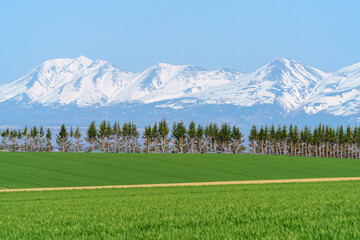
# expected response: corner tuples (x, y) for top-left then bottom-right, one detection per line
(1, 152), (360, 189)
(0, 181), (359, 239)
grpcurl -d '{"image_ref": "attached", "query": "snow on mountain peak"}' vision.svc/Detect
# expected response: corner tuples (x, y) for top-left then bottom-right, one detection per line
(189, 58), (328, 112)
(0, 57), (244, 106)
(75, 55), (91, 61)
(268, 57), (292, 65)
(217, 66), (241, 74)
(304, 61), (360, 116)
(335, 61), (360, 73)
(2, 57), (360, 118)
(155, 62), (178, 68)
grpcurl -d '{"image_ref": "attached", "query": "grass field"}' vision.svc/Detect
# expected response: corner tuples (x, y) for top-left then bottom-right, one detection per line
(0, 181), (359, 239)
(1, 153), (360, 238)
(1, 152), (360, 189)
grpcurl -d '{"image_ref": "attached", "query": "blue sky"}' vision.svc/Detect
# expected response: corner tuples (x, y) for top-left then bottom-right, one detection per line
(1, 0), (360, 84)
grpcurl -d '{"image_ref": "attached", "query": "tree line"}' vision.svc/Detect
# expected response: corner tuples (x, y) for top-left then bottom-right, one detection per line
(249, 123), (360, 159)
(0, 119), (245, 154)
(2, 121), (360, 159)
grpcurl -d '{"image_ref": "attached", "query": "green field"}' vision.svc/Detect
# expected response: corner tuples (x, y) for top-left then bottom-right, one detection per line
(2, 153), (360, 239)
(1, 152), (360, 189)
(0, 181), (359, 239)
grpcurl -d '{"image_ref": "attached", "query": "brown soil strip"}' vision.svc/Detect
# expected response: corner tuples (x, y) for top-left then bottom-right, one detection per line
(1, 177), (360, 193)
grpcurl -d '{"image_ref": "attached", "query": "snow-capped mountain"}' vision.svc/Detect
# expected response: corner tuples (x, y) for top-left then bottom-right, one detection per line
(186, 58), (328, 112)
(110, 63), (242, 104)
(304, 62), (360, 116)
(0, 56), (243, 107)
(1, 56), (360, 127)
(0, 56), (131, 107)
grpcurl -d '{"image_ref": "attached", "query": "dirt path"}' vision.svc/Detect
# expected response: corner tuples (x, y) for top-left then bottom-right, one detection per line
(1, 177), (360, 193)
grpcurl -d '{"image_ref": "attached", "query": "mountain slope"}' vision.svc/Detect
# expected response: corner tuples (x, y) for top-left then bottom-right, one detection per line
(1, 56), (360, 126)
(304, 62), (360, 116)
(0, 56), (131, 107)
(184, 58), (328, 112)
(0, 57), (244, 107)
(111, 63), (243, 104)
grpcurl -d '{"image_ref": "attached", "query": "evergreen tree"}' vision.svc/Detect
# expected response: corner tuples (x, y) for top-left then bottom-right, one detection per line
(171, 122), (177, 153)
(151, 123), (159, 153)
(324, 125), (331, 157)
(258, 126), (265, 154)
(129, 122), (140, 153)
(204, 123), (213, 153)
(305, 125), (312, 157)
(188, 121), (197, 153)
(248, 125), (258, 154)
(85, 121), (98, 152)
(288, 124), (294, 156)
(98, 120), (108, 152)
(39, 126), (45, 152)
(231, 126), (245, 154)
(355, 126), (360, 159)
(329, 127), (336, 158)
(143, 125), (152, 153)
(158, 118), (170, 153)
(23, 126), (29, 152)
(196, 124), (204, 153)
(337, 125), (345, 158)
(69, 127), (74, 152)
(121, 122), (129, 152)
(74, 126), (82, 152)
(264, 126), (269, 154)
(56, 124), (69, 152)
(1, 128), (9, 151)
(45, 128), (53, 152)
(212, 123), (219, 153)
(219, 123), (231, 153)
(293, 125), (300, 156)
(275, 125), (282, 155)
(112, 122), (121, 153)
(9, 130), (18, 152)
(17, 129), (23, 152)
(269, 124), (276, 155)
(106, 121), (113, 152)
(171, 121), (187, 153)
(346, 125), (353, 159)
(31, 126), (38, 152)
(281, 125), (287, 155)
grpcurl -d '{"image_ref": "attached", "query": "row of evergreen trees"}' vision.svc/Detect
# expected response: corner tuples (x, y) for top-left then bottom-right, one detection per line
(0, 125), (82, 152)
(249, 123), (360, 159)
(3, 121), (359, 158)
(0, 119), (245, 153)
(143, 120), (245, 153)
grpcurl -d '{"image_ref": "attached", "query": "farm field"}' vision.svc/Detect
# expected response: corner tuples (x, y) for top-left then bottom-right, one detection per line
(1, 152), (360, 189)
(0, 181), (360, 239)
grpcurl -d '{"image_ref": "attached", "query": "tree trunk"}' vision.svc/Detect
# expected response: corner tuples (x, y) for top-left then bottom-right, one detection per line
(179, 137), (183, 153)
(283, 140), (286, 155)
(190, 138), (194, 153)
(147, 137), (151, 153)
(252, 140), (256, 154)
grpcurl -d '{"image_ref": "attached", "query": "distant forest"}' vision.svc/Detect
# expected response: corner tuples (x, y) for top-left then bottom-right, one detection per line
(1, 120), (360, 159)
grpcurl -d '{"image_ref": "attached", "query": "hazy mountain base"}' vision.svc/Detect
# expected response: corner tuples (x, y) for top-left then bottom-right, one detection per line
(1, 99), (358, 131)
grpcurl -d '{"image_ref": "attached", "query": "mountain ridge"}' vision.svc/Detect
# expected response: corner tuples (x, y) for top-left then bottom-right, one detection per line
(1, 56), (360, 125)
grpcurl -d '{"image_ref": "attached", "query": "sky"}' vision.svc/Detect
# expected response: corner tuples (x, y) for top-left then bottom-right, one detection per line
(1, 0), (360, 84)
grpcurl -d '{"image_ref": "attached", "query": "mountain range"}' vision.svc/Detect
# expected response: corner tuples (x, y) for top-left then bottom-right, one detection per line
(0, 56), (360, 129)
